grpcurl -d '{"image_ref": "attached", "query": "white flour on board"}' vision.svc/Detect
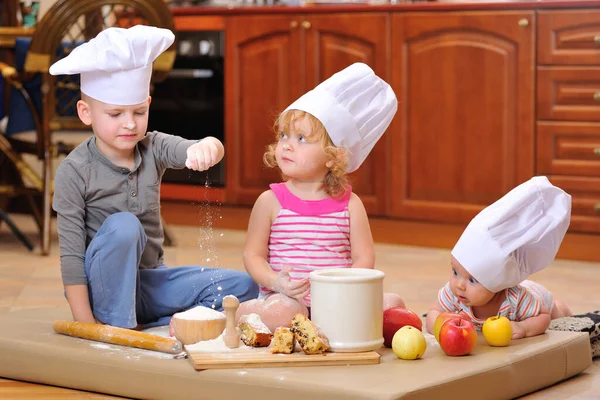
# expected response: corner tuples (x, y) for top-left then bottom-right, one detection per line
(185, 333), (254, 353)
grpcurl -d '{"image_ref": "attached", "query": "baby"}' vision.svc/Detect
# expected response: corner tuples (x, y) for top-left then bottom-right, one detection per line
(426, 176), (572, 339)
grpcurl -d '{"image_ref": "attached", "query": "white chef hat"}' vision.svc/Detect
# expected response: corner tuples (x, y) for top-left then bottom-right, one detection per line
(284, 63), (397, 173)
(49, 25), (174, 106)
(451, 176), (571, 292)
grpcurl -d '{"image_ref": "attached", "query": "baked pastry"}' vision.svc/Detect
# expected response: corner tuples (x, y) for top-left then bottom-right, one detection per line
(271, 327), (296, 354)
(290, 314), (329, 355)
(238, 313), (272, 347)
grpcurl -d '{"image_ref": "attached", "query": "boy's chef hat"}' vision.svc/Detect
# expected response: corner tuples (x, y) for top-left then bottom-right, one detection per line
(49, 25), (174, 105)
(284, 63), (397, 173)
(451, 176), (571, 292)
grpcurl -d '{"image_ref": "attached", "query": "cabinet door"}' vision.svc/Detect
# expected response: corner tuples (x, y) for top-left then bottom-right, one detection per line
(390, 12), (535, 223)
(225, 15), (303, 205)
(304, 13), (389, 215)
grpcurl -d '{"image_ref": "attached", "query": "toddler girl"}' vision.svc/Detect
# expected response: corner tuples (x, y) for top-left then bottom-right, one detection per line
(236, 63), (405, 331)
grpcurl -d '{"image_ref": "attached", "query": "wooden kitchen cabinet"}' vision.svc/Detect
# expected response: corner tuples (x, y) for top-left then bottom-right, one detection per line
(224, 14), (301, 206)
(536, 10), (600, 233)
(389, 11), (535, 224)
(537, 9), (600, 66)
(224, 13), (389, 213)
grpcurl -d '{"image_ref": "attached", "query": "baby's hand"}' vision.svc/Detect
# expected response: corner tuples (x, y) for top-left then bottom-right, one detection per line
(185, 137), (224, 171)
(511, 321), (527, 339)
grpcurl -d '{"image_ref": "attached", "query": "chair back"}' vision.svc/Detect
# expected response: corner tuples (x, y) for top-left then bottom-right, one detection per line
(22, 0), (176, 157)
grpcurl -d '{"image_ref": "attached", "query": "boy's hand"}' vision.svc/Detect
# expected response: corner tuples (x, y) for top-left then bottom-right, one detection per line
(185, 137), (224, 171)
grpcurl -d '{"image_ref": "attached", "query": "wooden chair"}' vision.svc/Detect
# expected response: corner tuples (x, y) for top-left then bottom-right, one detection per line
(0, 0), (177, 254)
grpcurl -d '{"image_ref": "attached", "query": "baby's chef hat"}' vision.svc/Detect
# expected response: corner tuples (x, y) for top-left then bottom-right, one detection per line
(49, 25), (174, 105)
(451, 176), (571, 292)
(284, 63), (397, 173)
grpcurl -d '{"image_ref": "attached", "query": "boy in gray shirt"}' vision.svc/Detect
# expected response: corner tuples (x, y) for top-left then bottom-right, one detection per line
(49, 25), (258, 329)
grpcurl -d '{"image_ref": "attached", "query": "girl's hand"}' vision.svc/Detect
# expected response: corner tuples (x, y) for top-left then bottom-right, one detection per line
(272, 266), (310, 299)
(185, 137), (223, 171)
(511, 321), (527, 339)
(169, 313), (179, 337)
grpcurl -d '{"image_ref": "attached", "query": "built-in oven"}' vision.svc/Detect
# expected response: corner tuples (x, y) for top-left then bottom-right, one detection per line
(148, 30), (225, 186)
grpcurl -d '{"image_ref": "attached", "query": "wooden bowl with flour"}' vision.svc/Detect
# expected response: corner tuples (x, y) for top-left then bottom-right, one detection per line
(171, 306), (226, 345)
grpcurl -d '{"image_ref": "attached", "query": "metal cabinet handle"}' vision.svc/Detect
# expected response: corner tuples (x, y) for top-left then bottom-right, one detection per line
(594, 92), (600, 101)
(594, 35), (600, 44)
(594, 148), (600, 157)
(518, 18), (529, 27)
(301, 21), (311, 29)
(595, 203), (600, 213)
(290, 21), (298, 29)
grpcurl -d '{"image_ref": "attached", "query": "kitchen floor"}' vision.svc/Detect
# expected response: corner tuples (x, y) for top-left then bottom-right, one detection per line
(0, 204), (598, 399)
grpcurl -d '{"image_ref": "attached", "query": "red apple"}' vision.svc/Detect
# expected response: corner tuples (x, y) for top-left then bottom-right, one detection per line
(383, 307), (423, 348)
(438, 317), (478, 356)
(433, 311), (471, 342)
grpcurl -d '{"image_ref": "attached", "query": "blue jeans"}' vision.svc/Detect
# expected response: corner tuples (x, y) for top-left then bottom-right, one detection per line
(84, 212), (259, 329)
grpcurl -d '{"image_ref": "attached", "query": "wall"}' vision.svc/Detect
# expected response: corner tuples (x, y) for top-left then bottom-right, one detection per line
(38, 0), (58, 20)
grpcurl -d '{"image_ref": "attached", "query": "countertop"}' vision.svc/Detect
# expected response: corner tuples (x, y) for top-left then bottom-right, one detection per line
(170, 0), (600, 16)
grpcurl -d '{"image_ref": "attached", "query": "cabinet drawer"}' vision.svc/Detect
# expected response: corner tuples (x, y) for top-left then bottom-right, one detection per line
(547, 176), (600, 234)
(537, 67), (600, 121)
(537, 122), (600, 176)
(538, 10), (600, 65)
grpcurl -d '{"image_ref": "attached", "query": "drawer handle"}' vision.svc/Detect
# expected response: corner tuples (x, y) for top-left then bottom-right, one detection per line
(595, 148), (600, 157)
(518, 18), (529, 27)
(595, 203), (600, 213)
(594, 92), (600, 101)
(301, 21), (311, 29)
(595, 35), (600, 44)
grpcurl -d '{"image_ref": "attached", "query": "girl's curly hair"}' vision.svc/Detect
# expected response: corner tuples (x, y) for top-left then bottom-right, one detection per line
(263, 110), (349, 199)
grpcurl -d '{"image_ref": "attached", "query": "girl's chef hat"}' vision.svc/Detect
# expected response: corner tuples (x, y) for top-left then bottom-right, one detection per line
(49, 25), (174, 106)
(285, 63), (397, 173)
(451, 176), (571, 292)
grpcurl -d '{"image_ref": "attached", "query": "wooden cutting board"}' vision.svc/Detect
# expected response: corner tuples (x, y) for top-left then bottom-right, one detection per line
(187, 348), (380, 370)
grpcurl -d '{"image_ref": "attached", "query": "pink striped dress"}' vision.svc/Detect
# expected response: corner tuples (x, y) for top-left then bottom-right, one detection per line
(259, 183), (353, 306)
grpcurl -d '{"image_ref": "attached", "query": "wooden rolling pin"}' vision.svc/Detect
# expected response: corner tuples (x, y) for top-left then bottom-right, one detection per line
(53, 320), (182, 354)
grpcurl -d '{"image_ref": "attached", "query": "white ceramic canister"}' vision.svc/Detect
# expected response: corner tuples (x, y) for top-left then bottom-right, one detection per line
(309, 268), (384, 352)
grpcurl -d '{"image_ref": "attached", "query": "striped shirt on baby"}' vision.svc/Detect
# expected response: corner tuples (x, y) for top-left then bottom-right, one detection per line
(437, 280), (554, 330)
(259, 183), (353, 306)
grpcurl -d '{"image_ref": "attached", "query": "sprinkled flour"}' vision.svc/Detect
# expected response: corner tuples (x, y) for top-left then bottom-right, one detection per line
(185, 333), (253, 353)
(239, 313), (271, 333)
(175, 305), (226, 321)
(86, 339), (175, 360)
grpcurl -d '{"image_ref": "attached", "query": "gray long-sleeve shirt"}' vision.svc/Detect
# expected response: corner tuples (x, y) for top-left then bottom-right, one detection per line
(52, 131), (197, 285)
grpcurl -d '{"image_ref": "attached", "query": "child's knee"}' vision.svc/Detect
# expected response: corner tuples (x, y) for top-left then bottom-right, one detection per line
(235, 295), (307, 332)
(261, 294), (307, 331)
(383, 293), (406, 310)
(235, 298), (264, 323)
(103, 212), (144, 244)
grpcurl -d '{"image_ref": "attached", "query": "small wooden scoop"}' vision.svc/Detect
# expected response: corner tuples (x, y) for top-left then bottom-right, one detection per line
(222, 295), (240, 348)
(53, 320), (182, 354)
